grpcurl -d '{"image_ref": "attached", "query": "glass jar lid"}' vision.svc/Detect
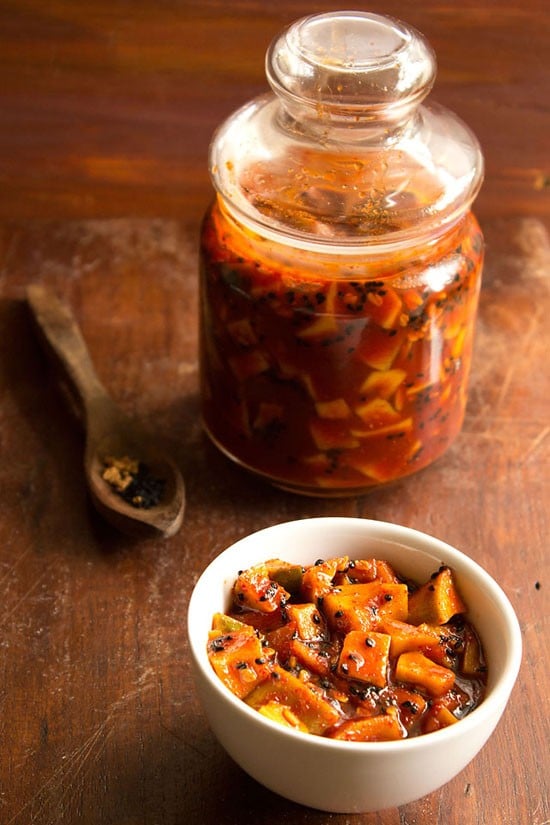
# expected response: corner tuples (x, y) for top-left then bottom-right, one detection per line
(210, 11), (484, 252)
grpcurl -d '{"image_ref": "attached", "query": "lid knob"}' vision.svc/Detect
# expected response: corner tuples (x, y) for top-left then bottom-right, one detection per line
(266, 11), (436, 121)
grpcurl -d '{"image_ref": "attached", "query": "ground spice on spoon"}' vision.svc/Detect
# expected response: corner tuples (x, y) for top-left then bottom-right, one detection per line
(101, 455), (165, 509)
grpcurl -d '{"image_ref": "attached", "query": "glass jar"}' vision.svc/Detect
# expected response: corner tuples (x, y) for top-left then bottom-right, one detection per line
(199, 11), (484, 496)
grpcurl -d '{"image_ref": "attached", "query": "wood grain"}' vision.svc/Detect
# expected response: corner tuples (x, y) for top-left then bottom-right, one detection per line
(0, 2), (548, 824)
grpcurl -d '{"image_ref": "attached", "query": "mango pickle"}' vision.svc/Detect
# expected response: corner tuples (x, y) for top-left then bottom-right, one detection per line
(207, 556), (487, 741)
(200, 200), (483, 495)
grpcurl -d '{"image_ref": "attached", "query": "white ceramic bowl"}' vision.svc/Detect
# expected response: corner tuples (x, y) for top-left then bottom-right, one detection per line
(187, 517), (522, 813)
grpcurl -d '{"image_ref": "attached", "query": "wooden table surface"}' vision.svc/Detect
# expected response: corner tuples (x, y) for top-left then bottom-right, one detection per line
(0, 2), (548, 823)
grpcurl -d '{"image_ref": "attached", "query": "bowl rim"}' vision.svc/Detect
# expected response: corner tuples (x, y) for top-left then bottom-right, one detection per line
(187, 516), (522, 753)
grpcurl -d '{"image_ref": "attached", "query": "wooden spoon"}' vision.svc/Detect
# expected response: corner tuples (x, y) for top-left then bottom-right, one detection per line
(27, 284), (185, 539)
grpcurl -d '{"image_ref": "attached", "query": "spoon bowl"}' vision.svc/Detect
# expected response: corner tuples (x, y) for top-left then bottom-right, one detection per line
(27, 284), (185, 539)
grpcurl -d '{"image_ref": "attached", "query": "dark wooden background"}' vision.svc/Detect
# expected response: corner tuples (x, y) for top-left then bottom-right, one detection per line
(0, 2), (548, 823)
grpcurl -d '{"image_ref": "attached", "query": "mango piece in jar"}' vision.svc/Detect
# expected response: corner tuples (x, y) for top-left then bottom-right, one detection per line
(342, 451), (410, 483)
(275, 359), (320, 400)
(300, 452), (333, 473)
(315, 398), (351, 419)
(309, 417), (360, 451)
(401, 288), (425, 311)
(296, 315), (338, 340)
(359, 368), (407, 400)
(364, 286), (403, 330)
(451, 327), (467, 359)
(355, 326), (402, 370)
(350, 417), (413, 440)
(354, 397), (401, 427)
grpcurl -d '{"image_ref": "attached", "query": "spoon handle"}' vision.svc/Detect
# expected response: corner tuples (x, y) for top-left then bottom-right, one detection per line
(27, 285), (115, 430)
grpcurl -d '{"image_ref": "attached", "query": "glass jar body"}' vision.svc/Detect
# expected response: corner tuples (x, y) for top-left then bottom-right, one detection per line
(199, 198), (483, 496)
